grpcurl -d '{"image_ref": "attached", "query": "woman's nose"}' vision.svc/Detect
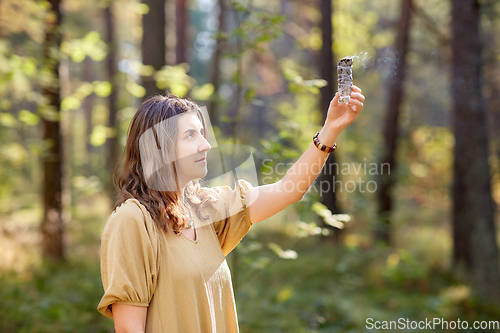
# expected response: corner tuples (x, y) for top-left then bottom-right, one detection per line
(200, 136), (211, 152)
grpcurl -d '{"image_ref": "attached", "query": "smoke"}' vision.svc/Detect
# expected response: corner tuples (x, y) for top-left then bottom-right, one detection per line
(343, 50), (402, 77)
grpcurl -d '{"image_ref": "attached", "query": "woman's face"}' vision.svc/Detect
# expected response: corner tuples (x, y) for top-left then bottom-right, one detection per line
(174, 112), (211, 185)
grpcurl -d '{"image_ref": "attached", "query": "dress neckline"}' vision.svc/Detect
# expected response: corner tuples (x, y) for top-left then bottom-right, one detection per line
(180, 220), (198, 243)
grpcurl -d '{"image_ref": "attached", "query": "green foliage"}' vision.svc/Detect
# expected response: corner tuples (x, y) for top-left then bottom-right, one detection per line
(382, 249), (429, 286)
(0, 261), (113, 333)
(61, 31), (108, 63)
(257, 56), (325, 179)
(223, 8), (285, 56)
(312, 202), (351, 230)
(154, 64), (195, 97)
(333, 0), (396, 57)
(233, 229), (500, 332)
(18, 110), (40, 126)
(191, 83), (215, 101)
(283, 66), (328, 94)
(1, 0), (500, 330)
(125, 80), (146, 98)
(1, 174), (499, 332)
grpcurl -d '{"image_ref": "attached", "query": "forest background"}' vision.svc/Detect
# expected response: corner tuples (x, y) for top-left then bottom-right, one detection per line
(0, 0), (500, 332)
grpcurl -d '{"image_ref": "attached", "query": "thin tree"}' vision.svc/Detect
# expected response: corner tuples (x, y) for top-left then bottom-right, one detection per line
(83, 57), (94, 176)
(208, 0), (226, 128)
(450, 0), (500, 305)
(317, 0), (340, 241)
(0, 0), (2, 39)
(176, 0), (188, 64)
(104, 2), (119, 202)
(141, 0), (166, 100)
(375, 0), (413, 245)
(40, 0), (64, 261)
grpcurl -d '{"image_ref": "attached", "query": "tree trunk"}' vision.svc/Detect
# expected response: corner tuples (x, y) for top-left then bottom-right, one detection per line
(165, 0), (177, 66)
(317, 0), (340, 242)
(83, 57), (94, 177)
(176, 0), (188, 64)
(375, 0), (413, 245)
(451, 0), (500, 305)
(0, 0), (2, 39)
(104, 3), (119, 203)
(207, 0), (226, 128)
(141, 0), (166, 100)
(41, 0), (64, 261)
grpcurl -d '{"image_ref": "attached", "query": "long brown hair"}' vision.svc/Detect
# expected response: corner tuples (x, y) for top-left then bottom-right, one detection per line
(113, 93), (215, 235)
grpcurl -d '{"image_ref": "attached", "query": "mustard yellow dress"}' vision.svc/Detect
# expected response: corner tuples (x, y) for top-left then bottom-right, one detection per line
(97, 179), (254, 333)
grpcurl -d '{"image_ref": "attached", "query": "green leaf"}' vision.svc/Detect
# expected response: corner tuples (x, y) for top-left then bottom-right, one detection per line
(0, 113), (16, 127)
(90, 125), (107, 147)
(22, 58), (37, 76)
(140, 65), (156, 77)
(38, 106), (60, 122)
(192, 83), (214, 101)
(312, 202), (350, 229)
(277, 286), (294, 303)
(170, 82), (188, 97)
(231, 71), (242, 85)
(268, 242), (298, 260)
(303, 79), (328, 88)
(70, 49), (86, 63)
(269, 14), (286, 25)
(232, 27), (247, 39)
(75, 82), (94, 99)
(93, 81), (112, 97)
(244, 88), (255, 103)
(3, 143), (27, 165)
(61, 96), (81, 111)
(138, 3), (149, 14)
(18, 110), (40, 126)
(125, 81), (146, 98)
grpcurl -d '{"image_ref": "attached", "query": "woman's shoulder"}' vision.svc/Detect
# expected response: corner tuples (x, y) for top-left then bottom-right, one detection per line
(111, 198), (148, 220)
(201, 179), (252, 197)
(200, 179), (253, 207)
(104, 198), (157, 235)
(199, 179), (253, 217)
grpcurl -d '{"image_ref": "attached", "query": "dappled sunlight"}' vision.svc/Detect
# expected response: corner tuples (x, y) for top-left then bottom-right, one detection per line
(1, 0), (499, 330)
(0, 208), (43, 273)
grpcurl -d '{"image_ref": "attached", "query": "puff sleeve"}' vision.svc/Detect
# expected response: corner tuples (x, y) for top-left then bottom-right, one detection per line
(97, 199), (160, 319)
(210, 179), (254, 256)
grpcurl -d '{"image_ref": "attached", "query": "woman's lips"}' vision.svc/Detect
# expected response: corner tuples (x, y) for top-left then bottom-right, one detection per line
(196, 157), (206, 163)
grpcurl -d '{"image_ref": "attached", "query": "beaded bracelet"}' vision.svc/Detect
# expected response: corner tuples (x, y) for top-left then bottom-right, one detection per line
(313, 132), (337, 153)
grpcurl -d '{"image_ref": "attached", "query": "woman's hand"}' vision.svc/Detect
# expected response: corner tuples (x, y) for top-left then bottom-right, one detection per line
(324, 85), (365, 132)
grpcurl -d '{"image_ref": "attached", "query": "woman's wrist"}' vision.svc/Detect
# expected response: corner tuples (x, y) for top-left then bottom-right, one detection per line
(317, 125), (341, 147)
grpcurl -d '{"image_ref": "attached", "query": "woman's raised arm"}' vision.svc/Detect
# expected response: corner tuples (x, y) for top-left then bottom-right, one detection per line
(248, 86), (364, 224)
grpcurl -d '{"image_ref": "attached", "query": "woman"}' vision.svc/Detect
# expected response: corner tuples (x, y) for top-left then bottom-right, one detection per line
(97, 87), (364, 332)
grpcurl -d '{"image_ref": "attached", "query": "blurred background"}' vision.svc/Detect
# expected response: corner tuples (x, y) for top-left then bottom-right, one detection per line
(0, 0), (499, 332)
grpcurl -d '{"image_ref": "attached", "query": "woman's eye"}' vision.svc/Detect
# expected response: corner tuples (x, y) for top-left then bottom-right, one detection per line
(187, 132), (193, 138)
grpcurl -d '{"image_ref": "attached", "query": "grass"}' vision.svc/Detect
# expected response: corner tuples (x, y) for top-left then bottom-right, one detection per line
(233, 232), (500, 332)
(0, 260), (113, 333)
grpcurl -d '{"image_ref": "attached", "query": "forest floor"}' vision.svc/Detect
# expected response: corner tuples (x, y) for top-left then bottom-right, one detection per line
(0, 193), (499, 333)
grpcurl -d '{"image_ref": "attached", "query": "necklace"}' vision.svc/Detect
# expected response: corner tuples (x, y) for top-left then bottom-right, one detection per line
(184, 204), (194, 229)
